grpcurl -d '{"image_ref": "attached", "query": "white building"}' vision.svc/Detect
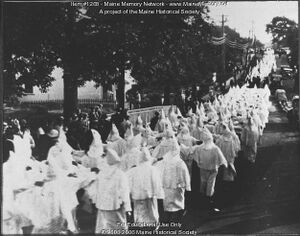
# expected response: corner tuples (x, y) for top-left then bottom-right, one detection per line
(19, 68), (136, 103)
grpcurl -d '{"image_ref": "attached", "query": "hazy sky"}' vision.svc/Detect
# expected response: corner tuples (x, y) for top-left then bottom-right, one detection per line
(208, 1), (298, 44)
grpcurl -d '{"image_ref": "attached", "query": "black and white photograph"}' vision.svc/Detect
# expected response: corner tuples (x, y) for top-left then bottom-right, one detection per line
(1, 0), (300, 235)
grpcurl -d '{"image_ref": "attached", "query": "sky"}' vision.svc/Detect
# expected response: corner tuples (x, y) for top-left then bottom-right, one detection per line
(208, 1), (298, 45)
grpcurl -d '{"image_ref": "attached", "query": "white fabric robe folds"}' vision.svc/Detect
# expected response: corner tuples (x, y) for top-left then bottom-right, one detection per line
(127, 162), (164, 224)
(241, 124), (260, 163)
(192, 144), (227, 196)
(90, 165), (131, 233)
(155, 152), (191, 212)
(215, 135), (238, 181)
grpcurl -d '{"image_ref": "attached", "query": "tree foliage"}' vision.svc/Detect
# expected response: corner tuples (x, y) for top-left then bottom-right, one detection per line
(4, 3), (215, 106)
(4, 2), (232, 112)
(3, 3), (59, 99)
(127, 7), (214, 100)
(266, 16), (298, 67)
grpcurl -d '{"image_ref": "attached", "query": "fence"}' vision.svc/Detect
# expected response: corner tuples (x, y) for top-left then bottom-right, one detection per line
(108, 105), (172, 124)
(20, 99), (173, 124)
(20, 99), (117, 112)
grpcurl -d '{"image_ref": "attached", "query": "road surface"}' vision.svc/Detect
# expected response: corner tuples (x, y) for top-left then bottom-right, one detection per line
(181, 98), (300, 234)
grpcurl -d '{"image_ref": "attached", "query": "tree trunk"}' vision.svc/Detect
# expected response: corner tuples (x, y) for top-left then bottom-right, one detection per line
(192, 83), (197, 100)
(294, 71), (299, 93)
(163, 84), (170, 105)
(116, 71), (125, 109)
(63, 70), (78, 121)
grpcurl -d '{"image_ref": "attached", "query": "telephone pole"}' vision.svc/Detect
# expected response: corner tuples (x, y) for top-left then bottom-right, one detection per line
(251, 20), (256, 54)
(221, 14), (227, 83)
(251, 20), (254, 39)
(298, 0), (300, 128)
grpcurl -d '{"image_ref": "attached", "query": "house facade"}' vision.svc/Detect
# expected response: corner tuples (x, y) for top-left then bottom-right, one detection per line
(19, 68), (136, 103)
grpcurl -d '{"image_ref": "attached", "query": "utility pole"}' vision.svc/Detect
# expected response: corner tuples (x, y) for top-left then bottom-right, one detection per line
(251, 20), (257, 55)
(221, 14), (227, 83)
(245, 30), (251, 69)
(246, 26), (253, 72)
(294, 2), (300, 128)
(251, 21), (254, 40)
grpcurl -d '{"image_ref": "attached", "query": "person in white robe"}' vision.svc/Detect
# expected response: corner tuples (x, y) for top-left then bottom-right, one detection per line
(12, 127), (32, 160)
(120, 133), (143, 172)
(215, 123), (238, 181)
(206, 102), (218, 123)
(127, 148), (164, 226)
(46, 129), (95, 233)
(2, 151), (39, 234)
(177, 125), (198, 176)
(47, 129), (77, 176)
(177, 125), (198, 147)
(214, 112), (226, 135)
(155, 109), (169, 133)
(152, 129), (177, 161)
(31, 156), (95, 235)
(257, 103), (269, 130)
(195, 104), (201, 117)
(154, 139), (190, 223)
(241, 116), (260, 163)
(177, 105), (184, 115)
(124, 122), (135, 141)
(199, 103), (206, 118)
(168, 105), (179, 129)
(228, 119), (241, 154)
(23, 128), (35, 152)
(141, 124), (158, 148)
(187, 115), (197, 133)
(93, 149), (132, 233)
(106, 124), (127, 157)
(190, 117), (204, 140)
(5, 127), (65, 234)
(250, 109), (263, 144)
(73, 129), (105, 169)
(192, 127), (227, 208)
(28, 176), (65, 234)
(133, 115), (144, 135)
(3, 139), (70, 235)
(186, 108), (193, 117)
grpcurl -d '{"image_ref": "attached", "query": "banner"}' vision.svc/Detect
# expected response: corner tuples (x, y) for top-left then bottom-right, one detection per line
(210, 36), (250, 50)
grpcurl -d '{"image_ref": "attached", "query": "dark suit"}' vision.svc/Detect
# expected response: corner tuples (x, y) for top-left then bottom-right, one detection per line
(36, 134), (56, 161)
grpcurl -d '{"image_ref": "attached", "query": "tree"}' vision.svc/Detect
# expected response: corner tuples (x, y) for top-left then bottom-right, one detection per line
(4, 3), (87, 117)
(4, 3), (130, 117)
(4, 2), (215, 116)
(3, 4), (59, 101)
(128, 8), (214, 104)
(266, 16), (298, 67)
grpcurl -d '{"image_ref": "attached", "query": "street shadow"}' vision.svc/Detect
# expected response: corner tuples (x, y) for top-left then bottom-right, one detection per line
(199, 210), (300, 234)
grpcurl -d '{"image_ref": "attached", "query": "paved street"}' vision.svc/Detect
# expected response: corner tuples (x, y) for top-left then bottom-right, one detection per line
(181, 98), (300, 234)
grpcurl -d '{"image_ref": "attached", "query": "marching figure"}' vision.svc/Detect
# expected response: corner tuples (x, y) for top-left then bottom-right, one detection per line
(241, 116), (260, 163)
(192, 127), (227, 210)
(127, 148), (164, 225)
(154, 138), (191, 223)
(93, 149), (132, 233)
(215, 123), (239, 181)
